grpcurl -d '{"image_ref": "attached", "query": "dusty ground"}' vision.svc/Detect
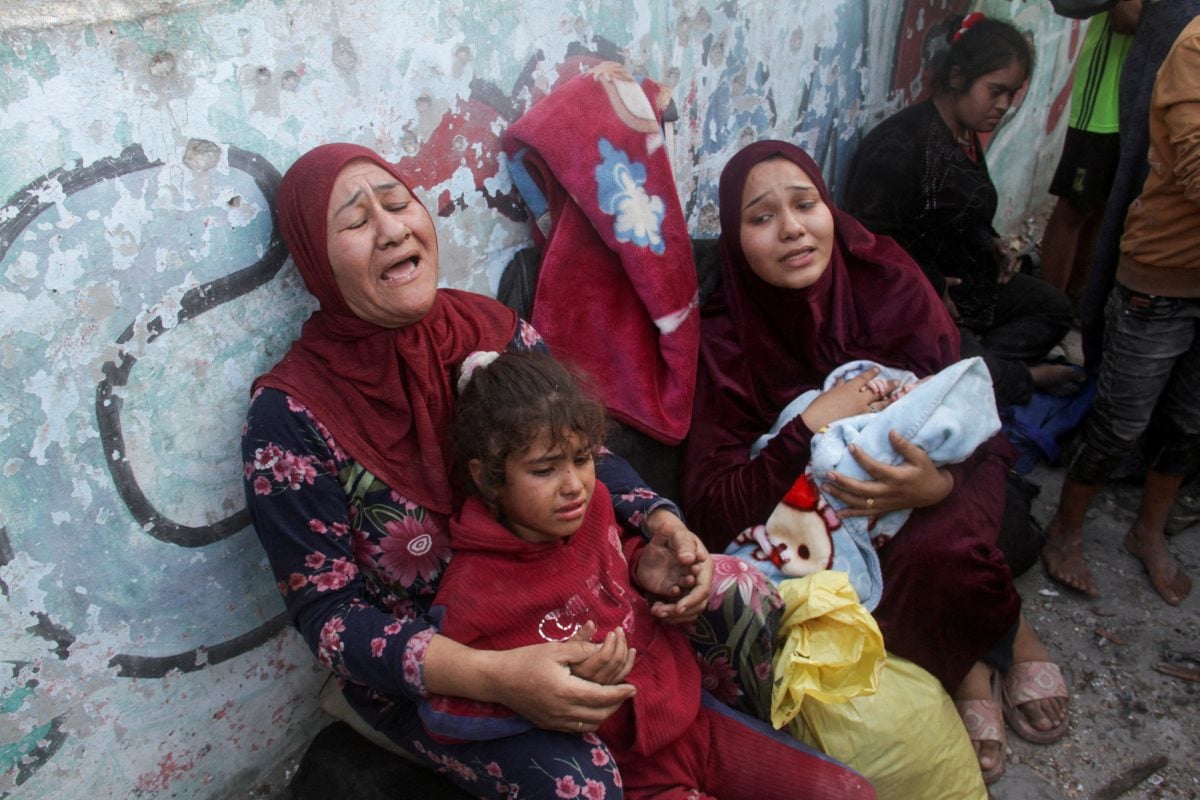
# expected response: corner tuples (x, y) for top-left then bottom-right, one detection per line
(991, 464), (1200, 800)
(989, 210), (1199, 800)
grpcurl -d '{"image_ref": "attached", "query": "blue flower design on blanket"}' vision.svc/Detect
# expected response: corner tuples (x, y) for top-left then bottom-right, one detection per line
(595, 138), (666, 254)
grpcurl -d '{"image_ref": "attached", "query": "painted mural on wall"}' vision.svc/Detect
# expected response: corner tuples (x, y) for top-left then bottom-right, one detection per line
(0, 1), (1077, 796)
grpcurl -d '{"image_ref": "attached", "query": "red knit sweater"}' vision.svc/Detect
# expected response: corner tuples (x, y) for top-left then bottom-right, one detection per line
(425, 482), (700, 758)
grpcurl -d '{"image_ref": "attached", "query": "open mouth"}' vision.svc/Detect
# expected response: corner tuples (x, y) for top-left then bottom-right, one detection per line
(382, 255), (420, 282)
(780, 247), (814, 264)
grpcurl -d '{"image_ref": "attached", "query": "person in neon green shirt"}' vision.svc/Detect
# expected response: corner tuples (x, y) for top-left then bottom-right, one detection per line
(1039, 2), (1141, 300)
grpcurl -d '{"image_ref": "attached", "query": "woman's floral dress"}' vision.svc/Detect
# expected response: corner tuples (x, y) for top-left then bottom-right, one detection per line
(242, 326), (780, 799)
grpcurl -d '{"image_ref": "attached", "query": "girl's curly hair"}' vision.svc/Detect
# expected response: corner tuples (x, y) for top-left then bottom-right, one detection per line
(453, 351), (607, 507)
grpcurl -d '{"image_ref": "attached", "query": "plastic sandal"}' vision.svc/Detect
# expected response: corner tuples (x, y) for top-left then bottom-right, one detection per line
(956, 671), (1006, 784)
(1002, 660), (1070, 744)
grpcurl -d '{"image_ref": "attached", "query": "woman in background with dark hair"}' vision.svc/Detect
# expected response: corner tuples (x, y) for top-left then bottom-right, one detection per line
(844, 14), (1078, 408)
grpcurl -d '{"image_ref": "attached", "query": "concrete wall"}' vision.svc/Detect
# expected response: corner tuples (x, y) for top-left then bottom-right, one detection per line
(0, 1), (1082, 797)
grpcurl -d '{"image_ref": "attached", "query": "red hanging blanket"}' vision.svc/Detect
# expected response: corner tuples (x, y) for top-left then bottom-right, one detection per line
(505, 63), (699, 444)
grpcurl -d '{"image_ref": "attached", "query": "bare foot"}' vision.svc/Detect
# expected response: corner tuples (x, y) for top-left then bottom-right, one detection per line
(1042, 517), (1100, 597)
(1124, 528), (1193, 605)
(1029, 363), (1086, 397)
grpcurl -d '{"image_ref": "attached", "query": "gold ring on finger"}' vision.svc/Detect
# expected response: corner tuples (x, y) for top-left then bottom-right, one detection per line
(576, 721), (583, 733)
(866, 497), (875, 510)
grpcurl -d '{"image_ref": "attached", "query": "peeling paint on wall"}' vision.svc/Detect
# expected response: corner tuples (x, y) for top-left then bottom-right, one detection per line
(1, 1), (1077, 796)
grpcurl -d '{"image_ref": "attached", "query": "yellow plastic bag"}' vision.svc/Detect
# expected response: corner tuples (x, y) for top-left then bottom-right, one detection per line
(773, 574), (986, 800)
(771, 571), (886, 728)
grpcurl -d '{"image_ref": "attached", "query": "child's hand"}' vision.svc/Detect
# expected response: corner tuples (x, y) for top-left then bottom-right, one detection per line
(568, 626), (636, 686)
(635, 535), (700, 601)
(638, 510), (713, 624)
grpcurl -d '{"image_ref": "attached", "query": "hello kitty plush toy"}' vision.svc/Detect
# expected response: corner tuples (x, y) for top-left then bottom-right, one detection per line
(729, 474), (839, 582)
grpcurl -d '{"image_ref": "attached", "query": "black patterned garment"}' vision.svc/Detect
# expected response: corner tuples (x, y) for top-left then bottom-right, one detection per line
(844, 99), (1002, 331)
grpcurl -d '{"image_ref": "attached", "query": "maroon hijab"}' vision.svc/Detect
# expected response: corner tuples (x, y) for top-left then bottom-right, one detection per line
(254, 143), (516, 514)
(705, 140), (959, 418)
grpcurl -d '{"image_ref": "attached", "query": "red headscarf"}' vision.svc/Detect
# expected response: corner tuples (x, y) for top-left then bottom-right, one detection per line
(705, 139), (959, 418)
(254, 143), (517, 514)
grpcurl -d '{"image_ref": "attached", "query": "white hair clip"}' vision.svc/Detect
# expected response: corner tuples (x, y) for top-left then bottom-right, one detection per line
(457, 350), (501, 393)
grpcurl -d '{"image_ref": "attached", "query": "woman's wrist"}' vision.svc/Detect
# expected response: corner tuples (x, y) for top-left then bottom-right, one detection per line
(423, 633), (500, 703)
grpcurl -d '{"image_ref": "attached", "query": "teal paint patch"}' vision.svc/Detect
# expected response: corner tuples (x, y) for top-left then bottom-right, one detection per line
(4, 34), (61, 82)
(1, 685), (33, 714)
(114, 114), (132, 147)
(0, 48), (31, 107)
(207, 110), (297, 178)
(280, 117), (302, 140)
(113, 13), (220, 57)
(0, 720), (53, 773)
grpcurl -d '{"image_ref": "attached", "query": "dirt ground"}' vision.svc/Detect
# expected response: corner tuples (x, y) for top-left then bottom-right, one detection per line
(990, 463), (1200, 800)
(985, 213), (1200, 800)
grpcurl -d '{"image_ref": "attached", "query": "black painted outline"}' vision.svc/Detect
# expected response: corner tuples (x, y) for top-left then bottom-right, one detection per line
(92, 146), (287, 548)
(1, 144), (289, 682)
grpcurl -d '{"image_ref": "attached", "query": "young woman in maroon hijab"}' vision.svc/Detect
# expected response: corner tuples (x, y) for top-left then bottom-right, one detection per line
(681, 140), (1069, 782)
(243, 143), (723, 797)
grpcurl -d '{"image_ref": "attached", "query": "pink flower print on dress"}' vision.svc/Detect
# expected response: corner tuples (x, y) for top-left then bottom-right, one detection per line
(272, 451), (319, 490)
(581, 779), (606, 800)
(253, 476), (271, 495)
(317, 616), (346, 667)
(389, 490), (421, 511)
(698, 654), (742, 704)
(379, 514), (451, 587)
(590, 747), (610, 767)
(402, 627), (435, 696)
(253, 443), (284, 471)
(555, 775), (581, 798)
(708, 554), (771, 612)
(370, 637), (386, 657)
(518, 318), (541, 347)
(389, 596), (415, 622)
(310, 415), (349, 462)
(351, 529), (381, 566)
(311, 569), (350, 592)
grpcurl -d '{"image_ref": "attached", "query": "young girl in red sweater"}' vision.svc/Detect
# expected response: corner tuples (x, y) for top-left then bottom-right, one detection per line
(424, 349), (874, 800)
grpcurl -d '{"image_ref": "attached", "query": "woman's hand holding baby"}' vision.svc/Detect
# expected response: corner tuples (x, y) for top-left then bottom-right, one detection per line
(822, 430), (954, 517)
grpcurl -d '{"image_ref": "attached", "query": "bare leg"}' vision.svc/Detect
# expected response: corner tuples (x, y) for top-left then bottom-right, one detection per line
(1039, 198), (1087, 294)
(1029, 362), (1086, 397)
(1042, 478), (1103, 596)
(1126, 470), (1194, 605)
